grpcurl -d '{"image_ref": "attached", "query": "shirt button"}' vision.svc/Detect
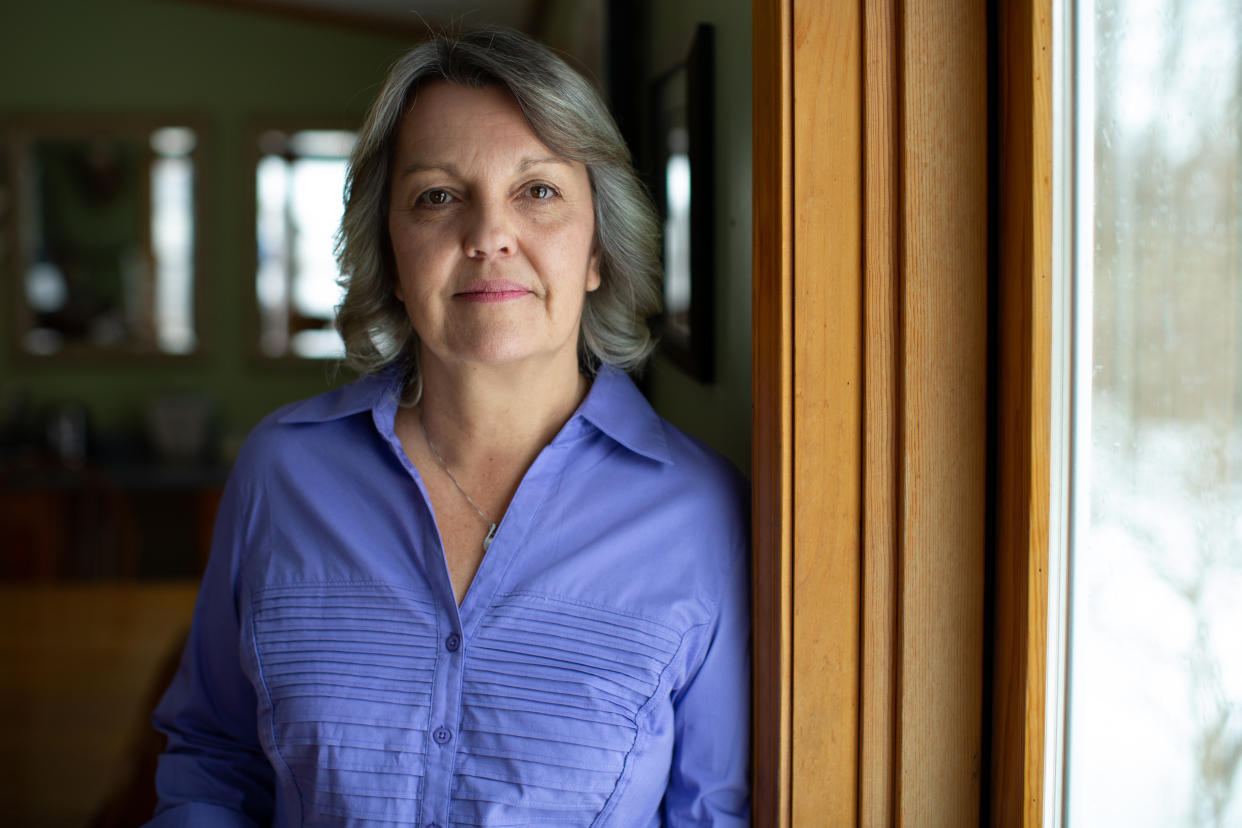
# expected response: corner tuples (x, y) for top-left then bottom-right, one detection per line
(433, 726), (452, 745)
(445, 634), (461, 652)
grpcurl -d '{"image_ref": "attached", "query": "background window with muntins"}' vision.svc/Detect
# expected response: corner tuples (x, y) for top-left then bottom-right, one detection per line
(255, 128), (355, 359)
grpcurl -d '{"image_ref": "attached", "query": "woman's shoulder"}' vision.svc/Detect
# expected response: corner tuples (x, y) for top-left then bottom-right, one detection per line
(654, 417), (748, 510)
(579, 370), (748, 556)
(231, 372), (396, 471)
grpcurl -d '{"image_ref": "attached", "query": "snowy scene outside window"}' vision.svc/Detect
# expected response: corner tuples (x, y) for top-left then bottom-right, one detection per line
(1065, 1), (1242, 825)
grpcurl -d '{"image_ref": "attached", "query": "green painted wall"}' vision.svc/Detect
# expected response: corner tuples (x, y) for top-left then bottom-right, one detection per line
(0, 0), (419, 454)
(643, 0), (752, 475)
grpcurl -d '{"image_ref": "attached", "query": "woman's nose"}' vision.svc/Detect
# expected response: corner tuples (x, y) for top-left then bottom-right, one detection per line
(463, 201), (515, 259)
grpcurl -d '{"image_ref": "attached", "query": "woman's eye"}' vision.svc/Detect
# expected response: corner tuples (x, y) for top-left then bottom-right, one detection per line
(417, 189), (453, 206)
(526, 184), (555, 200)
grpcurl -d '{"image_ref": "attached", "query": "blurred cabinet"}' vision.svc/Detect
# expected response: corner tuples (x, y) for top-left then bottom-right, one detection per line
(0, 464), (225, 579)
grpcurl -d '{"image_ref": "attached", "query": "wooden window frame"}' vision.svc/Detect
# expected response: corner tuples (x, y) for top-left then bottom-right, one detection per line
(751, 0), (1053, 824)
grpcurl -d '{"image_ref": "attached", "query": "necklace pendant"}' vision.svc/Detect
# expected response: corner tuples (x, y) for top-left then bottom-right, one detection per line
(483, 523), (498, 552)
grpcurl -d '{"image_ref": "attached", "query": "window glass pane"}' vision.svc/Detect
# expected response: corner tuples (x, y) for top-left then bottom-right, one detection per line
(254, 128), (353, 359)
(150, 127), (196, 354)
(1067, 1), (1242, 826)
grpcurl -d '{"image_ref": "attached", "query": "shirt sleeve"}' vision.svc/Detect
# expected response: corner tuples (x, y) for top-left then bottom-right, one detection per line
(663, 519), (752, 826)
(144, 471), (275, 828)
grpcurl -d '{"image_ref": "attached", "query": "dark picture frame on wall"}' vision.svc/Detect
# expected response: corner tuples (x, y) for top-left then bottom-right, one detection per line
(649, 23), (715, 382)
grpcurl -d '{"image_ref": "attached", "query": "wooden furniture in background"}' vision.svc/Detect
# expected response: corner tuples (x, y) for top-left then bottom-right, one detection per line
(0, 582), (198, 827)
(0, 491), (69, 579)
(0, 463), (224, 580)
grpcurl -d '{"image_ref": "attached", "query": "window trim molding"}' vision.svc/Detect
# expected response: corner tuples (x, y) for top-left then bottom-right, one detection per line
(989, 0), (1053, 824)
(752, 0), (996, 823)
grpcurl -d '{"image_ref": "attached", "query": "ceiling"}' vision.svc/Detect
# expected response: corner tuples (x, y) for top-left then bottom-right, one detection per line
(191, 0), (545, 35)
(175, 0), (605, 80)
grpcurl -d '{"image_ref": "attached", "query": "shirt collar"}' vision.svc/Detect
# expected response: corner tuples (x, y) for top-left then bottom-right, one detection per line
(275, 364), (672, 466)
(570, 366), (672, 466)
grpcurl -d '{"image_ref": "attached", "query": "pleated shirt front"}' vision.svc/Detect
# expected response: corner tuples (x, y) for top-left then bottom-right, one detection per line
(148, 366), (750, 828)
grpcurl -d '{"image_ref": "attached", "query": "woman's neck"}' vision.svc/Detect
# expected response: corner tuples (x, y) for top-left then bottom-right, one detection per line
(412, 351), (591, 472)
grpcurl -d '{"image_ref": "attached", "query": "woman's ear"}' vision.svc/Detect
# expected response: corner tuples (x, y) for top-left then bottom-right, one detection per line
(586, 249), (602, 293)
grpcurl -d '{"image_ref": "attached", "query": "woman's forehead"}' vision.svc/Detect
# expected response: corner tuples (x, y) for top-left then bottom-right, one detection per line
(390, 83), (580, 176)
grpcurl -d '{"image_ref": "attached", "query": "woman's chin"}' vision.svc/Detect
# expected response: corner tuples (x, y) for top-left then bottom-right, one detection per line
(427, 339), (578, 376)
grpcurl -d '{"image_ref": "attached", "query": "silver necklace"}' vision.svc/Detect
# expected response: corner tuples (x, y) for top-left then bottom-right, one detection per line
(418, 411), (498, 552)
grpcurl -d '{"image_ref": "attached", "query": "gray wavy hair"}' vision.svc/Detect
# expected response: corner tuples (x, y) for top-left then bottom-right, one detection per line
(335, 26), (662, 391)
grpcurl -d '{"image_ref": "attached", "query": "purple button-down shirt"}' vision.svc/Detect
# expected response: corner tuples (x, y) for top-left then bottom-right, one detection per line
(147, 366), (750, 827)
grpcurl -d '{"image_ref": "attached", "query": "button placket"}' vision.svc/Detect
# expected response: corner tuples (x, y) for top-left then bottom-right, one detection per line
(419, 608), (464, 827)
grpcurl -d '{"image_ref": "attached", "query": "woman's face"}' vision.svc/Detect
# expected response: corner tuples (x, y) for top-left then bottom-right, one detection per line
(387, 82), (600, 377)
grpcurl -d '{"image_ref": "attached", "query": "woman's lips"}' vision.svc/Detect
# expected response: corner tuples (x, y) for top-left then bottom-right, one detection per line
(454, 279), (532, 303)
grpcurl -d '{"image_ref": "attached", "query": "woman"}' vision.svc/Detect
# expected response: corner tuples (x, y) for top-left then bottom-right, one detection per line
(148, 27), (749, 827)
